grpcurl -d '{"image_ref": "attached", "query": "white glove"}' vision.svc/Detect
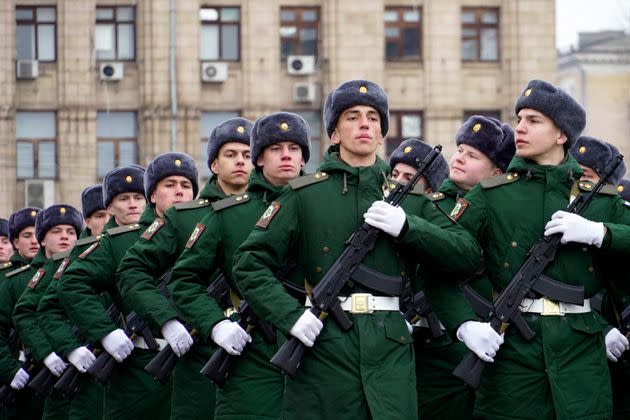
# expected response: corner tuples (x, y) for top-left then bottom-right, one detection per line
(161, 319), (193, 357)
(100, 329), (134, 362)
(211, 320), (251, 356)
(456, 321), (504, 363)
(43, 352), (67, 377)
(605, 328), (629, 362)
(67, 346), (96, 373)
(289, 310), (324, 347)
(364, 201), (407, 238)
(544, 211), (606, 248)
(400, 311), (413, 334)
(9, 368), (29, 390)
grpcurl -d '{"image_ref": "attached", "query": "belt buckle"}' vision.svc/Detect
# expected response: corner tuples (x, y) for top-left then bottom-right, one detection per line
(541, 297), (564, 316)
(350, 293), (373, 314)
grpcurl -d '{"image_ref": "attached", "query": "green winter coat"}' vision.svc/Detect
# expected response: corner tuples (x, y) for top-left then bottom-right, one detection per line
(169, 169), (295, 420)
(457, 155), (630, 420)
(233, 147), (482, 420)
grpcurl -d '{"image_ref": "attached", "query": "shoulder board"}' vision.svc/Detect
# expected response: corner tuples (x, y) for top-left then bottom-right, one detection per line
(174, 198), (212, 211)
(288, 172), (330, 190)
(427, 191), (446, 202)
(6, 264), (31, 278)
(78, 242), (99, 259)
(408, 183), (425, 196)
(480, 172), (520, 189)
(27, 268), (46, 289)
(107, 223), (141, 236)
(0, 261), (13, 270)
(75, 234), (102, 247)
(211, 193), (250, 212)
(53, 258), (70, 279)
(52, 249), (71, 261)
(596, 183), (619, 196)
(141, 218), (165, 240)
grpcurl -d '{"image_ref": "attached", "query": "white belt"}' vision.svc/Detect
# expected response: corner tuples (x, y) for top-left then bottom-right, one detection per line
(414, 317), (446, 331)
(18, 351), (26, 362)
(519, 297), (591, 316)
(306, 293), (399, 314)
(133, 337), (168, 351)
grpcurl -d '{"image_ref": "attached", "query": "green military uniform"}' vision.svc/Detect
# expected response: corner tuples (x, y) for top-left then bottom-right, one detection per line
(457, 155), (630, 420)
(58, 211), (171, 420)
(169, 169), (297, 419)
(233, 147), (481, 420)
(116, 179), (226, 420)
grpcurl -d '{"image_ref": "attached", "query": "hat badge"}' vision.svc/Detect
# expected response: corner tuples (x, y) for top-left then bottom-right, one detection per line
(359, 86), (368, 93)
(174, 159), (182, 167)
(403, 146), (412, 154)
(578, 146), (586, 154)
(524, 88), (532, 97)
(280, 122), (289, 131)
(125, 175), (133, 183)
(618, 185), (624, 193)
(472, 123), (481, 133)
(236, 126), (245, 134)
(60, 207), (66, 215)
(30, 210), (37, 217)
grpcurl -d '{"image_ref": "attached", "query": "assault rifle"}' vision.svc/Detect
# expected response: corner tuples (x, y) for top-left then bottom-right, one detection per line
(403, 291), (444, 338)
(270, 145), (444, 378)
(453, 154), (624, 389)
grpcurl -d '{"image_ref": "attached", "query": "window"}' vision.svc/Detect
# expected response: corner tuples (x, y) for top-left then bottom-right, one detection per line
(293, 110), (322, 173)
(15, 6), (56, 61)
(280, 7), (319, 60)
(200, 7), (240, 61)
(96, 112), (138, 178)
(463, 110), (502, 122)
(461, 7), (499, 61)
(95, 6), (136, 60)
(200, 111), (240, 177)
(16, 112), (57, 179)
(384, 6), (422, 61)
(387, 111), (423, 158)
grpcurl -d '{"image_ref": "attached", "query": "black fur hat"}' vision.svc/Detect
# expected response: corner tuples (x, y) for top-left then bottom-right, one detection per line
(102, 165), (145, 207)
(81, 184), (106, 218)
(206, 117), (253, 169)
(0, 218), (9, 238)
(251, 112), (311, 167)
(389, 138), (449, 192)
(144, 152), (199, 201)
(35, 204), (83, 244)
(570, 136), (626, 185)
(456, 115), (516, 172)
(8, 207), (41, 242)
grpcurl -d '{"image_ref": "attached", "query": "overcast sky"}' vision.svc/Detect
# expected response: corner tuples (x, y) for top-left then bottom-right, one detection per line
(556, 0), (629, 50)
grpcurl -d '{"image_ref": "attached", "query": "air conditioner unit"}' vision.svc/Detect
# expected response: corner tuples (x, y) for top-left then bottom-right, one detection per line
(287, 55), (316, 75)
(99, 62), (124, 81)
(201, 62), (228, 82)
(16, 60), (38, 80)
(24, 180), (55, 209)
(293, 83), (317, 103)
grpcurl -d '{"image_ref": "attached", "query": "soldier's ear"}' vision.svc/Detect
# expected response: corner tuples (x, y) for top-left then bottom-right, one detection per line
(210, 158), (219, 174)
(490, 167), (503, 177)
(556, 130), (568, 147)
(330, 129), (340, 145)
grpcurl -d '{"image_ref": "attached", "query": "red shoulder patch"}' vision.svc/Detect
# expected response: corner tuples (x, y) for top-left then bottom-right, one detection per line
(141, 218), (165, 240)
(185, 224), (205, 249)
(78, 242), (99, 259)
(449, 198), (469, 221)
(256, 201), (281, 229)
(27, 269), (46, 289)
(53, 258), (70, 280)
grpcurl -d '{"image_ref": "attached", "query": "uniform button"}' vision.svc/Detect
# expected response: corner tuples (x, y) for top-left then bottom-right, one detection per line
(582, 247), (588, 252)
(315, 266), (322, 273)
(503, 262), (510, 269)
(400, 336), (406, 342)
(588, 266), (594, 273)
(401, 271), (405, 276)
(511, 241), (518, 248)
(322, 246), (329, 253)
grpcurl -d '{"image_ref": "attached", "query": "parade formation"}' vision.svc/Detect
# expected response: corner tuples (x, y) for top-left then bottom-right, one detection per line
(1, 78), (629, 420)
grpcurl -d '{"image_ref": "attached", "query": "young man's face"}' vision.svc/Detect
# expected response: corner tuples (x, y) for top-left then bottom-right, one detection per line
(331, 105), (383, 162)
(515, 108), (567, 163)
(107, 192), (146, 225)
(0, 236), (13, 263)
(449, 144), (502, 191)
(258, 142), (304, 186)
(211, 142), (253, 193)
(42, 224), (78, 258)
(578, 165), (600, 183)
(12, 226), (39, 260)
(150, 176), (195, 217)
(84, 210), (110, 236)
(391, 162), (428, 192)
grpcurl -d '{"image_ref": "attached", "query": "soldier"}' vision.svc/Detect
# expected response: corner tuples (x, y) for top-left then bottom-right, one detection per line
(389, 138), (448, 194)
(0, 219), (14, 264)
(455, 79), (630, 419)
(168, 111), (310, 419)
(116, 117), (253, 420)
(232, 80), (483, 420)
(80, 184), (110, 236)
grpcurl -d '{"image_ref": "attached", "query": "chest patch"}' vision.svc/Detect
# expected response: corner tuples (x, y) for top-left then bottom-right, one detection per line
(27, 269), (46, 289)
(53, 258), (70, 280)
(78, 242), (99, 259)
(186, 224), (205, 249)
(449, 198), (469, 221)
(256, 201), (281, 229)
(141, 219), (165, 240)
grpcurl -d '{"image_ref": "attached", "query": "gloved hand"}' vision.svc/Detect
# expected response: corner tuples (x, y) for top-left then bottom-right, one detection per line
(289, 309), (324, 347)
(605, 328), (629, 362)
(101, 329), (134, 362)
(456, 321), (504, 363)
(43, 352), (67, 377)
(67, 346), (96, 373)
(544, 211), (606, 247)
(161, 319), (193, 357)
(211, 320), (251, 356)
(364, 201), (407, 238)
(10, 368), (29, 390)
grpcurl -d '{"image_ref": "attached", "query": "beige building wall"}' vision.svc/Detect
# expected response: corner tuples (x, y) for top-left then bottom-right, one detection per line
(0, 0), (556, 215)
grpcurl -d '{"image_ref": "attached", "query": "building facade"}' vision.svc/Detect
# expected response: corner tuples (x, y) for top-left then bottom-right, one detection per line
(0, 0), (556, 215)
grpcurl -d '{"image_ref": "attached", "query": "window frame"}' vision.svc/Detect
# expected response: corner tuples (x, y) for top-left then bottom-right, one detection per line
(15, 5), (57, 62)
(279, 6), (320, 61)
(199, 6), (242, 62)
(96, 138), (138, 179)
(461, 7), (500, 62)
(387, 111), (424, 159)
(95, 6), (136, 61)
(16, 138), (58, 180)
(384, 6), (423, 62)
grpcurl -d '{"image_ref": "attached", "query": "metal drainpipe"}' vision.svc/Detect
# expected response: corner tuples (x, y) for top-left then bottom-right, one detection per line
(169, 0), (177, 151)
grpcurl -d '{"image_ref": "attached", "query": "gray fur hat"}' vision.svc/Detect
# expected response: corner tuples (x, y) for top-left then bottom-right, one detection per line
(144, 152), (199, 201)
(81, 184), (106, 218)
(251, 112), (311, 167)
(456, 115), (516, 172)
(514, 79), (586, 147)
(8, 207), (41, 242)
(389, 138), (449, 192)
(0, 218), (9, 238)
(570, 136), (626, 185)
(35, 204), (83, 244)
(206, 117), (253, 169)
(102, 165), (145, 207)
(606, 142), (626, 186)
(324, 80), (389, 138)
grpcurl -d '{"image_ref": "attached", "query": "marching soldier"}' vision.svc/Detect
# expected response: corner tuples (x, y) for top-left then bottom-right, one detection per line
(168, 111), (310, 419)
(389, 138), (448, 194)
(455, 79), (630, 419)
(79, 184), (110, 237)
(0, 219), (14, 265)
(116, 117), (253, 419)
(232, 80), (483, 420)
